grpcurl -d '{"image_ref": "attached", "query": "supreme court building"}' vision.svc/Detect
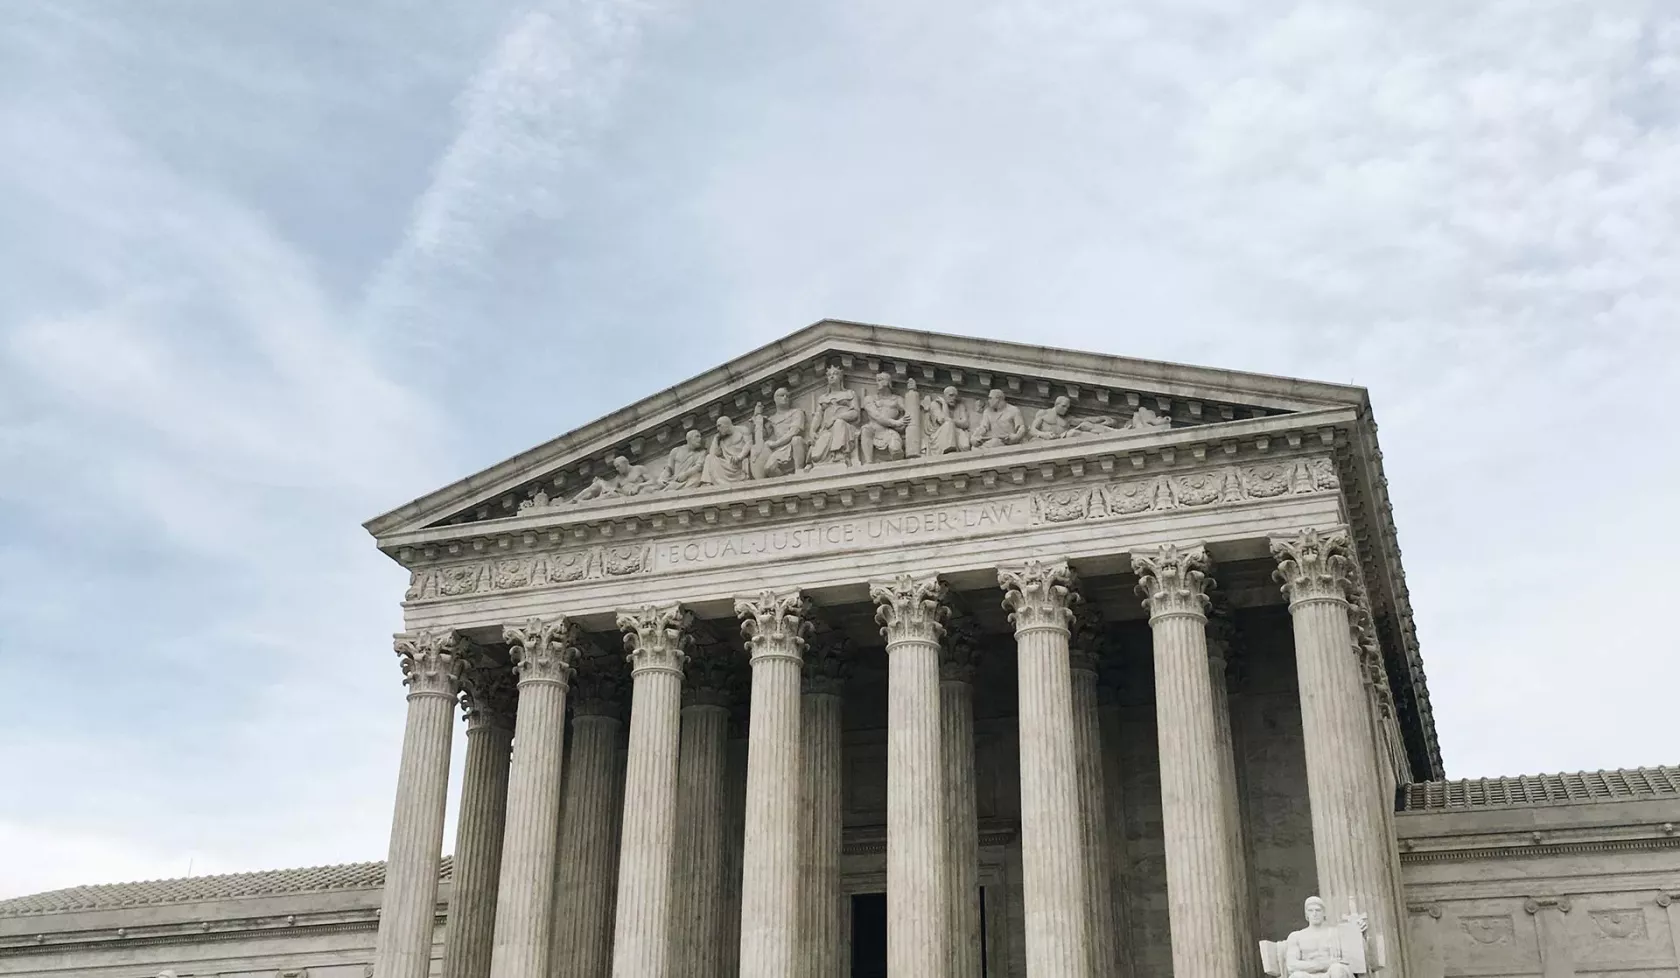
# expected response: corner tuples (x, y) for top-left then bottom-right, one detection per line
(4, 321), (1679, 978)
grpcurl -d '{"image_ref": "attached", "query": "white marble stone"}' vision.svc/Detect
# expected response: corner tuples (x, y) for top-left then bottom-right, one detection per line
(440, 658), (515, 978)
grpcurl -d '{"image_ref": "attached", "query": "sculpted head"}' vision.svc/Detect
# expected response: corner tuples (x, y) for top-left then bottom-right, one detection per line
(875, 371), (892, 392)
(1053, 395), (1071, 416)
(987, 389), (1006, 409)
(716, 416), (736, 436)
(684, 428), (703, 450)
(612, 456), (632, 475)
(773, 386), (791, 409)
(942, 385), (960, 405)
(826, 365), (843, 387)
(1304, 896), (1327, 925)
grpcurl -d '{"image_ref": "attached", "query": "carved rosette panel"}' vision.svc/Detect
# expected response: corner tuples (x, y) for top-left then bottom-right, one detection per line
(1069, 605), (1108, 676)
(998, 558), (1078, 633)
(617, 604), (694, 677)
(941, 615), (983, 684)
(394, 629), (470, 697)
(458, 654), (518, 730)
(1131, 544), (1212, 621)
(804, 624), (851, 695)
(503, 616), (582, 687)
(735, 589), (813, 664)
(871, 573), (950, 646)
(571, 647), (631, 718)
(1271, 527), (1354, 607)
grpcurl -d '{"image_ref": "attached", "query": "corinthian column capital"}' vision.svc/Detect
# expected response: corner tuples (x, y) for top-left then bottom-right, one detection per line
(394, 629), (470, 699)
(941, 616), (983, 684)
(998, 559), (1078, 633)
(871, 573), (950, 646)
(504, 616), (582, 687)
(1132, 544), (1213, 621)
(735, 589), (813, 664)
(617, 604), (693, 677)
(804, 625), (851, 696)
(1270, 527), (1355, 607)
(459, 654), (518, 731)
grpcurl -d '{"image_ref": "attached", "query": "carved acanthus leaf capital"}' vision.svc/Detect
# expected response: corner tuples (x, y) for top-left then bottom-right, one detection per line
(617, 604), (694, 676)
(941, 615), (983, 684)
(503, 616), (582, 686)
(571, 645), (630, 718)
(735, 589), (813, 664)
(804, 623), (852, 695)
(871, 573), (950, 646)
(998, 559), (1078, 633)
(1131, 544), (1212, 621)
(458, 654), (518, 730)
(684, 642), (738, 708)
(394, 629), (471, 698)
(1271, 527), (1355, 607)
(1069, 605), (1109, 675)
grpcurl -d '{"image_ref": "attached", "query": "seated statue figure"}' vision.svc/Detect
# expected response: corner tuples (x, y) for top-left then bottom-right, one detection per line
(701, 416), (754, 487)
(808, 365), (861, 468)
(750, 388), (808, 479)
(972, 389), (1026, 448)
(1261, 896), (1372, 978)
(571, 455), (653, 502)
(921, 386), (972, 454)
(659, 428), (708, 490)
(859, 371), (910, 464)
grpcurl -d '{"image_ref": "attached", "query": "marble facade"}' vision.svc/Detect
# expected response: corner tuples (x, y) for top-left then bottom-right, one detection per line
(4, 321), (1677, 978)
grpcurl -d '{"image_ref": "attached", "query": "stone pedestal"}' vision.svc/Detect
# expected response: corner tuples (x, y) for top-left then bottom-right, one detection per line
(735, 590), (812, 978)
(549, 653), (627, 978)
(609, 605), (692, 978)
(941, 620), (983, 978)
(1132, 545), (1244, 978)
(375, 631), (469, 978)
(1000, 559), (1090, 978)
(488, 619), (579, 978)
(672, 647), (732, 978)
(871, 573), (952, 978)
(1272, 529), (1403, 960)
(1069, 614), (1118, 978)
(440, 660), (515, 978)
(801, 630), (848, 978)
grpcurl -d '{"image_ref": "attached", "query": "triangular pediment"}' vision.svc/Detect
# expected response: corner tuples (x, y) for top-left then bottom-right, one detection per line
(365, 319), (1367, 540)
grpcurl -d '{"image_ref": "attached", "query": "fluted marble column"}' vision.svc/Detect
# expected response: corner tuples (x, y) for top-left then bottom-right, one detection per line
(610, 605), (692, 978)
(1205, 605), (1256, 969)
(1069, 612), (1118, 978)
(549, 649), (627, 978)
(735, 590), (812, 978)
(800, 628), (849, 978)
(1095, 675), (1136, 978)
(999, 560), (1090, 978)
(871, 573), (952, 978)
(671, 646), (733, 978)
(488, 618), (580, 978)
(374, 630), (469, 978)
(940, 619), (983, 978)
(1272, 528), (1403, 959)
(1132, 544), (1244, 978)
(441, 658), (517, 978)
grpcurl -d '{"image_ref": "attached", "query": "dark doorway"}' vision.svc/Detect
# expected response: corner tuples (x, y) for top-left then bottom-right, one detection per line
(851, 892), (888, 978)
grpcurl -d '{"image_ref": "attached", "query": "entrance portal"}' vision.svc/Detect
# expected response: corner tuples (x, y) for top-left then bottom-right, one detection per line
(850, 892), (887, 978)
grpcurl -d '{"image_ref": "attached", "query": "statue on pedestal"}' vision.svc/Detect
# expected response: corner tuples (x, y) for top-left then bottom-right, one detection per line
(1260, 896), (1380, 978)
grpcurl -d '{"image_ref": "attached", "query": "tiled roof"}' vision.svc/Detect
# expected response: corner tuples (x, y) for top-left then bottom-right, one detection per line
(0, 857), (452, 917)
(1400, 767), (1680, 812)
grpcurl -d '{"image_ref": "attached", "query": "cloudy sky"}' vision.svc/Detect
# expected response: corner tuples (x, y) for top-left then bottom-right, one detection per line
(2, 0), (1676, 897)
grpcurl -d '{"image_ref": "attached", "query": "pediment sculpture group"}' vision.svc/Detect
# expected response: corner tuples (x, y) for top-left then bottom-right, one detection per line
(523, 366), (1173, 511)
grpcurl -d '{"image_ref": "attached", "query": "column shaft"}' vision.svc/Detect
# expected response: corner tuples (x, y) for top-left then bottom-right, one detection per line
(1208, 647), (1256, 969)
(941, 671), (981, 978)
(1071, 664), (1118, 978)
(488, 616), (577, 978)
(1134, 545), (1243, 978)
(672, 702), (730, 978)
(800, 689), (845, 978)
(440, 713), (513, 978)
(550, 714), (623, 978)
(1096, 692), (1136, 978)
(375, 632), (467, 978)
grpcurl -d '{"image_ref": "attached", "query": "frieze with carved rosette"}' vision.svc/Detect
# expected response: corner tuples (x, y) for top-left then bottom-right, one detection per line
(458, 652), (518, 731)
(998, 559), (1078, 634)
(394, 629), (471, 698)
(736, 589), (813, 665)
(804, 622), (852, 696)
(871, 573), (950, 646)
(942, 615), (984, 684)
(504, 616), (582, 687)
(1131, 544), (1213, 622)
(617, 604), (694, 677)
(1271, 527), (1355, 608)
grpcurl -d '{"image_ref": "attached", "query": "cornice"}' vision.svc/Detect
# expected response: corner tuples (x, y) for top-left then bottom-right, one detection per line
(0, 905), (397, 954)
(1401, 834), (1680, 864)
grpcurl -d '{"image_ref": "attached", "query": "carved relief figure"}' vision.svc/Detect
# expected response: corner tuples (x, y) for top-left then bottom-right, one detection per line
(859, 371), (910, 464)
(1028, 395), (1125, 440)
(571, 456), (653, 502)
(751, 387), (808, 480)
(807, 365), (861, 467)
(972, 389), (1026, 448)
(658, 429), (708, 490)
(1125, 404), (1173, 430)
(922, 385), (972, 455)
(1273, 896), (1368, 978)
(701, 416), (754, 486)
